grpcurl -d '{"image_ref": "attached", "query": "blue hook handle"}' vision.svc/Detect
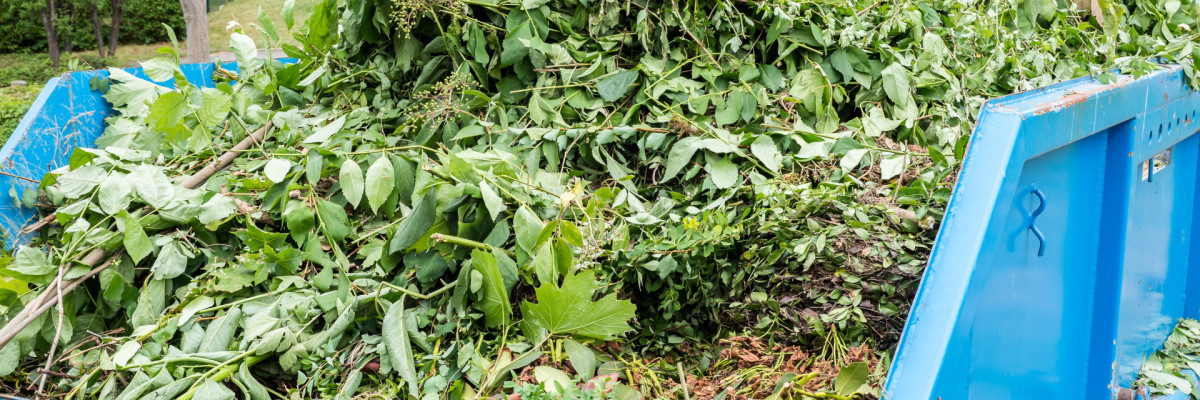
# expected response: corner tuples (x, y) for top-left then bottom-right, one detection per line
(1009, 186), (1047, 257)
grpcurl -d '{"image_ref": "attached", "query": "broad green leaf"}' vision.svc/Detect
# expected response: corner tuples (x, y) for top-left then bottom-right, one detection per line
(563, 339), (596, 380)
(198, 194), (237, 225)
(257, 7), (279, 43)
(140, 57), (178, 82)
(472, 250), (512, 327)
(339, 160), (364, 208)
(58, 166), (107, 198)
(881, 63), (912, 108)
(129, 165), (175, 209)
(500, 22), (532, 67)
(151, 241), (189, 280)
(533, 366), (572, 394)
(750, 136), (782, 173)
(761, 64), (783, 91)
(97, 172), (133, 214)
(835, 362), (869, 396)
(197, 88), (232, 127)
(230, 32), (259, 70)
(596, 69), (640, 102)
(193, 378), (236, 400)
(706, 157), (738, 189)
(520, 270), (635, 340)
(10, 246), (54, 277)
(122, 212), (153, 263)
(880, 154), (908, 180)
(382, 301), (420, 395)
(264, 159), (292, 183)
(840, 149), (869, 171)
(0, 343), (18, 376)
(145, 91), (190, 132)
(661, 137), (699, 183)
(530, 243), (558, 284)
(365, 157), (395, 213)
(479, 180), (506, 220)
(282, 0), (295, 29)
(560, 221), (583, 246)
(199, 308), (243, 352)
(513, 206), (543, 254)
(389, 189), (436, 253)
(715, 91), (743, 126)
(315, 199), (350, 242)
(235, 362), (270, 400)
(303, 115), (346, 143)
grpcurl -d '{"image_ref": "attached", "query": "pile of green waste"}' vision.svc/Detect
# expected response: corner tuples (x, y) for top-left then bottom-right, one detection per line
(0, 0), (1197, 398)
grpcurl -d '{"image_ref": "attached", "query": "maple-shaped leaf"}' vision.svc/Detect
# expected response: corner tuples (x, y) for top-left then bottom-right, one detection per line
(520, 270), (636, 340)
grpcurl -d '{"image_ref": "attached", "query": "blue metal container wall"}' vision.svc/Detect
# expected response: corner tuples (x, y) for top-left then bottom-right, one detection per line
(0, 62), (242, 247)
(885, 65), (1200, 399)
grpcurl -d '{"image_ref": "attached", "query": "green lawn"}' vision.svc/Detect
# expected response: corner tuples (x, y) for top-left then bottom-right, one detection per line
(207, 0), (322, 52)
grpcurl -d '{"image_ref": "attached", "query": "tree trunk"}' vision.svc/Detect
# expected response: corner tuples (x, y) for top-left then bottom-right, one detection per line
(89, 1), (105, 58)
(41, 0), (60, 68)
(108, 0), (122, 56)
(179, 0), (209, 63)
(61, 1), (73, 55)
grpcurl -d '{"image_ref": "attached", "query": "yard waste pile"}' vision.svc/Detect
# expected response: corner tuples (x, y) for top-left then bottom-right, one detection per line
(0, 0), (1197, 398)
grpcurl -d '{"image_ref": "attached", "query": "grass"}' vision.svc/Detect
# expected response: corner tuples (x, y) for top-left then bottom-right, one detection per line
(207, 0), (322, 52)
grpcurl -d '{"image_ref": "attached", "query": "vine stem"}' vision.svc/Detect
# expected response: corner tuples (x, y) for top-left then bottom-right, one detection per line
(430, 233), (515, 257)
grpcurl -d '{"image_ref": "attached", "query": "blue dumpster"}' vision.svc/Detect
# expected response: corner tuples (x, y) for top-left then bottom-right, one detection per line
(886, 64), (1200, 399)
(0, 61), (262, 247)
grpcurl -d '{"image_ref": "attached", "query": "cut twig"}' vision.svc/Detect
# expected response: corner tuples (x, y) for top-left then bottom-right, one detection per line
(670, 0), (719, 66)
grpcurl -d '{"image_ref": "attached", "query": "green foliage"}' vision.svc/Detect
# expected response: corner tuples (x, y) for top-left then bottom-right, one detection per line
(1137, 318), (1200, 397)
(0, 0), (185, 54)
(0, 84), (40, 143)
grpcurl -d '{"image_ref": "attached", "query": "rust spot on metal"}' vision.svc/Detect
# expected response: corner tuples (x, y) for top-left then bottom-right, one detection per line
(1029, 77), (1134, 115)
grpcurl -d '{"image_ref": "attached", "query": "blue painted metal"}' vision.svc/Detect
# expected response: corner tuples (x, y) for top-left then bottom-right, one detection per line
(885, 64), (1200, 399)
(0, 60), (292, 248)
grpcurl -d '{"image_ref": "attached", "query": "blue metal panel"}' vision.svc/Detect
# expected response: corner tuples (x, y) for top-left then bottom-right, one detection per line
(0, 60), (291, 248)
(884, 65), (1200, 399)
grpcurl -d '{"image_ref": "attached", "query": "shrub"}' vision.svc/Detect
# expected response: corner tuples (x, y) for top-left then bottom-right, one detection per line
(0, 0), (185, 54)
(0, 84), (42, 145)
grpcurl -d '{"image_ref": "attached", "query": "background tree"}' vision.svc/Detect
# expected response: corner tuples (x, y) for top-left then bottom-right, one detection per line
(39, 0), (60, 67)
(179, 0), (207, 63)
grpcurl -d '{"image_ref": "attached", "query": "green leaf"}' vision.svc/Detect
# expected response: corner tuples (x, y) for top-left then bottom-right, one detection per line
(560, 221), (583, 246)
(382, 301), (420, 395)
(129, 165), (175, 209)
(500, 22), (532, 67)
(530, 243), (559, 284)
(522, 0), (551, 9)
(303, 115), (346, 143)
(479, 180), (506, 220)
(97, 172), (133, 214)
(264, 159), (292, 183)
(389, 189), (436, 253)
(315, 199), (350, 242)
(840, 149), (869, 171)
(283, 200), (315, 241)
(199, 308), (243, 352)
(881, 63), (912, 108)
(146, 91), (190, 132)
(706, 157), (738, 189)
(339, 160), (364, 208)
(520, 270), (636, 340)
(140, 57), (178, 82)
(472, 250), (512, 327)
(122, 212), (153, 263)
(10, 246), (54, 277)
(563, 339), (596, 380)
(596, 69), (640, 102)
(834, 362), (869, 396)
(365, 156), (395, 213)
(151, 241), (189, 280)
(58, 166), (107, 199)
(193, 378), (236, 400)
(533, 366), (572, 394)
(0, 343), (18, 376)
(282, 0), (295, 29)
(761, 64), (783, 91)
(750, 136), (782, 173)
(197, 88), (232, 128)
(514, 206), (543, 254)
(230, 32), (259, 70)
(661, 137), (699, 183)
(880, 154), (908, 180)
(715, 91), (742, 126)
(257, 8), (279, 43)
